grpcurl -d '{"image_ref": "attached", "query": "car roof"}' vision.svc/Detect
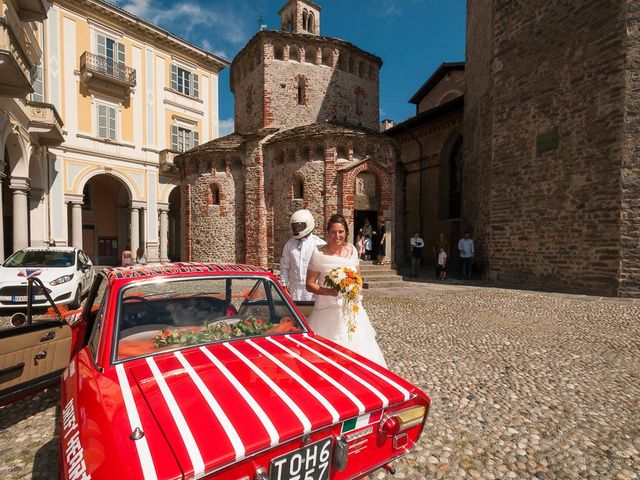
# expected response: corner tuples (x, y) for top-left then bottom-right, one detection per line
(16, 247), (78, 252)
(102, 262), (272, 283)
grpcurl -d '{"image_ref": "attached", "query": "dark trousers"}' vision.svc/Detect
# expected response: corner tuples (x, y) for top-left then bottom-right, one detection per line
(460, 257), (472, 279)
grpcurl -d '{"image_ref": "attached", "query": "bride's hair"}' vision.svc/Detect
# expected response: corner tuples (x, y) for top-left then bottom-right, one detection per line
(327, 213), (349, 236)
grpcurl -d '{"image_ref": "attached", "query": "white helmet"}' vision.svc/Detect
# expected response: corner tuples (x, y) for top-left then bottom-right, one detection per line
(290, 209), (315, 239)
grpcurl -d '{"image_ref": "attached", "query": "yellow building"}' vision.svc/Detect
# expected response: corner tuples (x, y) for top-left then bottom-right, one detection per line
(0, 0), (228, 264)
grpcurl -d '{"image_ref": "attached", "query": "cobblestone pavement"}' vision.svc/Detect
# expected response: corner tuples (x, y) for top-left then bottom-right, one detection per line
(1, 284), (639, 479)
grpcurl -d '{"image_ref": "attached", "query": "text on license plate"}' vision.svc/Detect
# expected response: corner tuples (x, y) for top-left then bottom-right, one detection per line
(11, 296), (29, 302)
(270, 437), (332, 480)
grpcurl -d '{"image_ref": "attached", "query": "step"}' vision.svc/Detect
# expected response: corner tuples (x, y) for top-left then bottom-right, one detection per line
(363, 279), (406, 289)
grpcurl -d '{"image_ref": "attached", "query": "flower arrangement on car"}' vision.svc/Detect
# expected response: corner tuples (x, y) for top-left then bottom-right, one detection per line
(153, 316), (271, 347)
(324, 266), (363, 339)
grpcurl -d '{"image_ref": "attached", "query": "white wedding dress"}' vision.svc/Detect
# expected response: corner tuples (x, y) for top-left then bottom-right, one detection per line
(307, 244), (388, 368)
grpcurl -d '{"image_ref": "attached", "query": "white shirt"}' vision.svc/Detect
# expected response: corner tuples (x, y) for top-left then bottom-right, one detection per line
(279, 234), (326, 301)
(410, 237), (425, 248)
(458, 238), (474, 258)
(438, 251), (447, 266)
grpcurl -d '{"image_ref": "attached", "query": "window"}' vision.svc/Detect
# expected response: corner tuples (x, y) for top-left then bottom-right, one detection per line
(307, 12), (315, 32)
(171, 125), (199, 152)
(96, 33), (125, 79)
(210, 184), (220, 205)
(297, 78), (306, 105)
(30, 64), (44, 103)
(171, 64), (199, 98)
(448, 137), (463, 218)
(97, 103), (117, 141)
(293, 177), (304, 199)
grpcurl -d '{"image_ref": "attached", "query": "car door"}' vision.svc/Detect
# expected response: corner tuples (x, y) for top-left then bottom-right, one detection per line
(0, 317), (72, 405)
(78, 250), (94, 294)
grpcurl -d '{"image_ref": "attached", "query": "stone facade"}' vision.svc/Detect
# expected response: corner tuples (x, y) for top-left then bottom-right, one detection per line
(386, 64), (464, 270)
(464, 0), (640, 297)
(176, 0), (397, 267)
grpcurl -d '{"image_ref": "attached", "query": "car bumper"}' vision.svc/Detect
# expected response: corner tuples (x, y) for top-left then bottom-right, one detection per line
(0, 283), (77, 309)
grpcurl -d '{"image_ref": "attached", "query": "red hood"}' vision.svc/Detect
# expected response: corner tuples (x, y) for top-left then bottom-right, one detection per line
(120, 333), (416, 478)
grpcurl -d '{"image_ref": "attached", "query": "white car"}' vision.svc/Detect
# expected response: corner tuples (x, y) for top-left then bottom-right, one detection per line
(0, 247), (94, 310)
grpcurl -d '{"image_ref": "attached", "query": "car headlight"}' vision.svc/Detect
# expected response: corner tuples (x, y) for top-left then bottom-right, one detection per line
(50, 274), (74, 286)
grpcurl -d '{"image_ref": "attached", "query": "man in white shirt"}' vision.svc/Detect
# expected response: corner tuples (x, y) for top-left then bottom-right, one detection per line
(458, 232), (475, 280)
(409, 231), (424, 277)
(279, 209), (326, 301)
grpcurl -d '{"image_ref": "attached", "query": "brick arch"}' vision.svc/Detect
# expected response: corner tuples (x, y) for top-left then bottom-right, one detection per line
(342, 160), (392, 223)
(207, 179), (224, 206)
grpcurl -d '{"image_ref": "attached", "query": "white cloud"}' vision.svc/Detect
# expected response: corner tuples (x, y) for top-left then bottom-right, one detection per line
(115, 0), (250, 52)
(218, 117), (235, 137)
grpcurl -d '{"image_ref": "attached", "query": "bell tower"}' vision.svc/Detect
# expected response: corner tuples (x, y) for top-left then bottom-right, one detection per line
(279, 0), (321, 35)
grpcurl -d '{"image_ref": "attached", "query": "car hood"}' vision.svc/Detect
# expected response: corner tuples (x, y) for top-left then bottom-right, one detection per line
(0, 266), (75, 285)
(123, 333), (415, 478)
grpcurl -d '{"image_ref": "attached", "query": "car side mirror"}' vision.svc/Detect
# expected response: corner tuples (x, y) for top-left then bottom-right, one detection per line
(81, 264), (91, 272)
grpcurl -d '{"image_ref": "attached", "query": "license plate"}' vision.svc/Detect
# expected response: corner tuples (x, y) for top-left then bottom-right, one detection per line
(11, 296), (29, 302)
(270, 437), (332, 480)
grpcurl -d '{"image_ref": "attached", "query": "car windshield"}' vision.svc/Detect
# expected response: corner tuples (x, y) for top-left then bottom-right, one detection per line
(3, 250), (75, 268)
(116, 276), (304, 361)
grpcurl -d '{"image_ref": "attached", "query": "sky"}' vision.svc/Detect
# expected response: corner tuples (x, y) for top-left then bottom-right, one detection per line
(113, 0), (467, 136)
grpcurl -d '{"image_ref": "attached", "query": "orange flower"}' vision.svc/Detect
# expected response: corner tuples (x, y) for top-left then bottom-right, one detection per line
(353, 304), (359, 313)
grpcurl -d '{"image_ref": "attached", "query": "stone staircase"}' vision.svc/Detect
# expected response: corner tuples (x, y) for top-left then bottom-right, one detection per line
(360, 261), (405, 289)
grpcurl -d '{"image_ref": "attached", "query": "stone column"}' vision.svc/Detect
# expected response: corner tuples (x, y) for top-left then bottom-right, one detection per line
(139, 206), (147, 254)
(71, 202), (83, 249)
(10, 177), (29, 252)
(130, 206), (140, 255)
(159, 206), (169, 262)
(0, 172), (5, 261)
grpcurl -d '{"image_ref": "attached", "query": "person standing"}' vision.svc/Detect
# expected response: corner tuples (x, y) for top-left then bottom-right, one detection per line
(121, 245), (133, 266)
(356, 229), (365, 259)
(433, 232), (449, 278)
(410, 231), (424, 277)
(437, 247), (448, 280)
(136, 247), (147, 265)
(377, 219), (387, 265)
(306, 213), (387, 367)
(279, 209), (326, 301)
(458, 232), (474, 280)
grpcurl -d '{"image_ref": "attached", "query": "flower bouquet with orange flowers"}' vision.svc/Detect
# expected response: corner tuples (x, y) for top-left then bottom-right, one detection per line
(324, 266), (363, 339)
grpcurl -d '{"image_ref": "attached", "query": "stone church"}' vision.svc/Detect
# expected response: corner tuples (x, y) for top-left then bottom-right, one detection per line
(175, 0), (398, 267)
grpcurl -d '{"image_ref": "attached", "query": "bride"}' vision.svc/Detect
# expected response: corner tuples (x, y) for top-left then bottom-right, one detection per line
(305, 214), (388, 368)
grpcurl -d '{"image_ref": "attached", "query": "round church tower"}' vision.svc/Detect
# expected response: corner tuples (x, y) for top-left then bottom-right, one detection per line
(231, 0), (382, 133)
(176, 0), (399, 268)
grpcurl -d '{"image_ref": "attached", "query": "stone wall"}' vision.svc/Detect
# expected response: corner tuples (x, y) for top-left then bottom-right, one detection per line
(620, 0), (640, 296)
(180, 155), (245, 263)
(418, 70), (465, 113)
(465, 0), (636, 296)
(232, 32), (380, 133)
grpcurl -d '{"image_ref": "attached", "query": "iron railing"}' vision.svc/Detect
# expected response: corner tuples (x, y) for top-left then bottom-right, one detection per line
(80, 51), (136, 86)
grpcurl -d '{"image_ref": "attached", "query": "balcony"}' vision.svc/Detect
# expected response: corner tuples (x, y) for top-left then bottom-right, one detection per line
(14, 0), (49, 21)
(0, 20), (34, 97)
(159, 149), (179, 173)
(26, 101), (64, 146)
(80, 51), (136, 99)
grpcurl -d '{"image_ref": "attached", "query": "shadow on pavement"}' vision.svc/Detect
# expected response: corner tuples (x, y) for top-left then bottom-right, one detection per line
(32, 437), (59, 479)
(0, 387), (58, 430)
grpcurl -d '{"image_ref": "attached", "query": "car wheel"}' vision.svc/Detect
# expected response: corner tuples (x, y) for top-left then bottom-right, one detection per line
(69, 286), (82, 310)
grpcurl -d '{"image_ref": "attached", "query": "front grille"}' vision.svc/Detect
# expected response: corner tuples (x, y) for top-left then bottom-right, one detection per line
(0, 285), (48, 296)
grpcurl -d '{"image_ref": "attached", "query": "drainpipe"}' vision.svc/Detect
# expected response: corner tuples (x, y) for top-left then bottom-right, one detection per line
(405, 130), (425, 237)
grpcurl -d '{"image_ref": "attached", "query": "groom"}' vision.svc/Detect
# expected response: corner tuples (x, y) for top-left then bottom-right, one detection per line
(279, 209), (325, 301)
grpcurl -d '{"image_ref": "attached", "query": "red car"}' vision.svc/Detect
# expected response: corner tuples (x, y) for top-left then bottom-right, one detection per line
(59, 263), (430, 480)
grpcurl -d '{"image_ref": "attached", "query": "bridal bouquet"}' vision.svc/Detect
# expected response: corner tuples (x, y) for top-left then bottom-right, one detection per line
(324, 266), (363, 339)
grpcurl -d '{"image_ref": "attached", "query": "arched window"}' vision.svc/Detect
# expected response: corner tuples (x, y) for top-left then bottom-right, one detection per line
(297, 77), (306, 105)
(305, 46), (316, 64)
(448, 137), (463, 218)
(210, 184), (221, 205)
(293, 177), (304, 199)
(302, 10), (308, 29)
(274, 44), (284, 60)
(322, 48), (332, 66)
(216, 158), (226, 172)
(307, 13), (315, 32)
(290, 45), (300, 62)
